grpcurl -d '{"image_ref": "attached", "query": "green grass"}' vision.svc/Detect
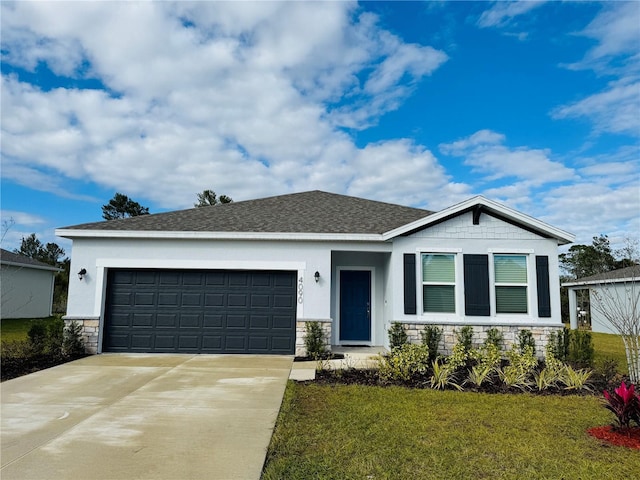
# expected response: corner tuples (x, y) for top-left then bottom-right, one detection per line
(263, 383), (639, 480)
(591, 331), (628, 374)
(0, 316), (60, 343)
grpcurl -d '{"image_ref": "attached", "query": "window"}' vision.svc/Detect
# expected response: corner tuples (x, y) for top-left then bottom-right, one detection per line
(422, 254), (455, 313)
(494, 255), (528, 314)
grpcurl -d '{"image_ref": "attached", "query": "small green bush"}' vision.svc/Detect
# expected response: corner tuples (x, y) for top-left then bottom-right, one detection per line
(484, 328), (503, 350)
(378, 344), (430, 382)
(568, 329), (594, 368)
(28, 323), (48, 355)
(456, 326), (474, 353)
(388, 322), (408, 350)
(63, 320), (85, 356)
(304, 321), (327, 359)
(420, 325), (442, 363)
(517, 329), (536, 355)
(547, 327), (570, 362)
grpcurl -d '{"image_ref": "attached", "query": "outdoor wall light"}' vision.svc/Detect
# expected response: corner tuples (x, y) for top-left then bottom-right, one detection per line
(78, 268), (87, 280)
(314, 271), (320, 283)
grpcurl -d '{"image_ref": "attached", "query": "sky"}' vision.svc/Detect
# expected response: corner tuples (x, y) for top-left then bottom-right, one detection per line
(1, 0), (639, 256)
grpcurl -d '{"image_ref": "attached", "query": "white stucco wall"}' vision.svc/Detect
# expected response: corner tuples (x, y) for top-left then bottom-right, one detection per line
(1, 265), (56, 319)
(589, 282), (639, 334)
(66, 237), (394, 323)
(389, 211), (563, 328)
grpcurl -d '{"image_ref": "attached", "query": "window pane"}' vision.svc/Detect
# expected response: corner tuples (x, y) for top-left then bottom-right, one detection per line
(422, 254), (455, 283)
(494, 255), (527, 283)
(423, 285), (455, 313)
(496, 286), (528, 313)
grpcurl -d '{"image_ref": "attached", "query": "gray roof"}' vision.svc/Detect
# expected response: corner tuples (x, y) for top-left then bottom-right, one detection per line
(59, 191), (433, 235)
(0, 249), (62, 271)
(563, 265), (640, 287)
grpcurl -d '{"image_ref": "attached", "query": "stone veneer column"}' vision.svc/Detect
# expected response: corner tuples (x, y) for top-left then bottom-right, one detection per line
(63, 317), (100, 354)
(295, 319), (332, 357)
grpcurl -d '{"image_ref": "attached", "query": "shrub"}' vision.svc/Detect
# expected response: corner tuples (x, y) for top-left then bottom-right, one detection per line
(602, 381), (640, 430)
(28, 323), (48, 355)
(430, 360), (462, 391)
(304, 321), (327, 359)
(420, 325), (442, 363)
(484, 328), (503, 350)
(568, 329), (594, 368)
(499, 345), (538, 390)
(517, 329), (536, 355)
(547, 328), (570, 362)
(560, 365), (593, 392)
(46, 317), (65, 358)
(388, 322), (408, 350)
(456, 326), (474, 353)
(63, 320), (85, 356)
(447, 342), (469, 371)
(378, 344), (430, 382)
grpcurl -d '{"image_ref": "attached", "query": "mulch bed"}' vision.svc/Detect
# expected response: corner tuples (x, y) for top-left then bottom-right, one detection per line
(587, 426), (640, 450)
(1, 354), (87, 382)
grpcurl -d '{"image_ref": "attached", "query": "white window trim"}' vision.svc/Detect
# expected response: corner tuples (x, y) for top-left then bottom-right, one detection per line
(490, 253), (532, 316)
(417, 252), (461, 318)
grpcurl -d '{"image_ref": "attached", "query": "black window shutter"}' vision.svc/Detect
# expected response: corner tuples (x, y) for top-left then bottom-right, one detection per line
(536, 256), (551, 318)
(464, 254), (490, 316)
(403, 253), (417, 315)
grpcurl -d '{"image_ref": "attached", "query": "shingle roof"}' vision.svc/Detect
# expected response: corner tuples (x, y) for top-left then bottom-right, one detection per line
(59, 191), (433, 235)
(0, 249), (61, 271)
(570, 265), (640, 284)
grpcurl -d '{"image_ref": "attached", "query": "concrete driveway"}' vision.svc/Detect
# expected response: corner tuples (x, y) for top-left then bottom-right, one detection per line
(1, 354), (293, 480)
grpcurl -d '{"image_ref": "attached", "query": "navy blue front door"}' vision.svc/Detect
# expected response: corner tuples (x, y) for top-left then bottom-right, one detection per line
(340, 270), (371, 342)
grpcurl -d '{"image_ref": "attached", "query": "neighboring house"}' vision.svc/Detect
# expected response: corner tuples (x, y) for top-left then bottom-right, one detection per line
(563, 265), (640, 334)
(55, 191), (574, 355)
(0, 249), (61, 319)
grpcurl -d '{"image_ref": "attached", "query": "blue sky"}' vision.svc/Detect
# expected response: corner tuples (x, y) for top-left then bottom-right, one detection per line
(1, 1), (639, 255)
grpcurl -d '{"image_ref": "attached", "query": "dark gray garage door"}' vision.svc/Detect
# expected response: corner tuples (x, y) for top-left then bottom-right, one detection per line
(103, 269), (297, 354)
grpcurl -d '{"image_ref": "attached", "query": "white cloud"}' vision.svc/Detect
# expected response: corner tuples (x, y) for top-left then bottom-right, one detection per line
(0, 1), (451, 210)
(477, 1), (546, 29)
(439, 130), (575, 186)
(554, 2), (640, 138)
(346, 139), (470, 210)
(553, 78), (640, 138)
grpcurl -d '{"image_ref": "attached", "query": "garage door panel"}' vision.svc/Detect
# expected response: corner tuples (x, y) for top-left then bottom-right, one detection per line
(251, 294), (270, 308)
(250, 315), (270, 328)
(272, 315), (293, 329)
(155, 335), (177, 349)
(228, 294), (247, 307)
(157, 314), (178, 327)
(228, 273), (249, 287)
(225, 336), (247, 350)
(205, 293), (224, 307)
(134, 292), (155, 306)
(273, 295), (294, 308)
(135, 272), (157, 284)
(202, 335), (223, 350)
(179, 314), (201, 328)
(181, 293), (203, 307)
(203, 314), (223, 328)
(227, 315), (247, 328)
(159, 272), (180, 285)
(132, 314), (154, 327)
(131, 334), (153, 348)
(104, 269), (296, 354)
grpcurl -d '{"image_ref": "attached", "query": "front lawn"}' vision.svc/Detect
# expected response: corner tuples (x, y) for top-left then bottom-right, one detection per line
(592, 331), (628, 374)
(0, 316), (61, 342)
(263, 383), (639, 479)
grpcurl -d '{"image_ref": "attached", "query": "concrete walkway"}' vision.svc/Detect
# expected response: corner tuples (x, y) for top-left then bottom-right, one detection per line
(289, 346), (386, 381)
(1, 354), (293, 480)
